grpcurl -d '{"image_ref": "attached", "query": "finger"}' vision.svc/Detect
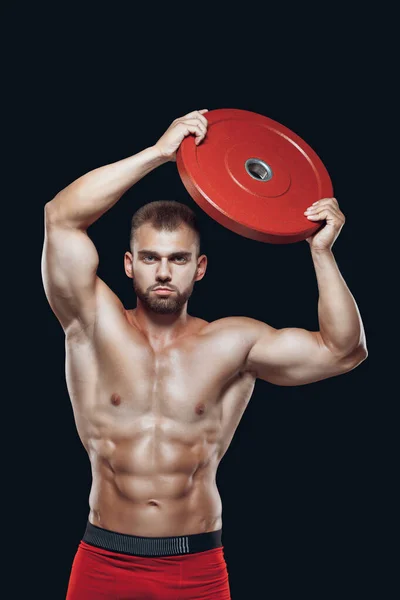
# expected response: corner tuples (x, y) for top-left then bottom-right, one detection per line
(305, 208), (343, 221)
(305, 200), (342, 217)
(178, 114), (208, 131)
(312, 197), (339, 208)
(304, 206), (344, 219)
(181, 110), (208, 129)
(180, 124), (206, 144)
(197, 110), (209, 127)
(181, 109), (208, 123)
(306, 206), (338, 216)
(176, 118), (207, 138)
(305, 211), (327, 220)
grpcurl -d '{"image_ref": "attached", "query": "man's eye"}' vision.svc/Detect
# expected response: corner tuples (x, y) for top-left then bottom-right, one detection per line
(143, 256), (186, 262)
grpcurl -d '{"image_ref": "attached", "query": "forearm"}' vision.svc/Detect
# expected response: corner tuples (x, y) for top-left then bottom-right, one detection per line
(311, 249), (367, 357)
(45, 145), (168, 229)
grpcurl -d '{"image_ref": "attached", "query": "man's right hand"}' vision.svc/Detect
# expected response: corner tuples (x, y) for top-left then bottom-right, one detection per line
(154, 109), (209, 162)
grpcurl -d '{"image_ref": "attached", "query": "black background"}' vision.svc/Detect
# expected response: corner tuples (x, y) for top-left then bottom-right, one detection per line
(6, 5), (391, 600)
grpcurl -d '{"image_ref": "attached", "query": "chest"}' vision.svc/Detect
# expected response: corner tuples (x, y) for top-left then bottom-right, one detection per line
(66, 327), (244, 426)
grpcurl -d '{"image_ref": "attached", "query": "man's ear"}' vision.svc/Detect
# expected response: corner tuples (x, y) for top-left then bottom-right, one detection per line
(195, 254), (207, 282)
(124, 251), (133, 279)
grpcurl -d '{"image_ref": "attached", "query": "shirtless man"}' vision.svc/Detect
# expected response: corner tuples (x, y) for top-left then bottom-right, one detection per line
(42, 109), (368, 599)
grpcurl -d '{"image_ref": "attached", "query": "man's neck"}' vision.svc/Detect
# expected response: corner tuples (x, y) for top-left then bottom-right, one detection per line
(129, 305), (192, 348)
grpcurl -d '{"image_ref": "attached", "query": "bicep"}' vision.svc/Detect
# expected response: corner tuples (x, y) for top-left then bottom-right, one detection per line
(41, 206), (100, 333)
(246, 325), (359, 386)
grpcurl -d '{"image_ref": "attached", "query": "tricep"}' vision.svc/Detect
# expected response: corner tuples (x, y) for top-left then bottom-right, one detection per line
(41, 203), (99, 334)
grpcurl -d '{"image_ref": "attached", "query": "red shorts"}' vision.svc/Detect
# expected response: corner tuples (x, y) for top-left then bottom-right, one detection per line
(66, 521), (231, 599)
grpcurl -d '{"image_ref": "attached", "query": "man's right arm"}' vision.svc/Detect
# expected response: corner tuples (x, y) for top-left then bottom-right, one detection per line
(44, 107), (208, 229)
(41, 110), (209, 335)
(42, 146), (168, 335)
(45, 146), (169, 230)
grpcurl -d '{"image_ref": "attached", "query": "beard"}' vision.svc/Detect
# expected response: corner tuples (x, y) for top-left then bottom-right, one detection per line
(133, 278), (196, 314)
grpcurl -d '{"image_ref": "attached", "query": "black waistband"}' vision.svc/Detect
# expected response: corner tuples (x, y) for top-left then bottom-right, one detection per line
(82, 521), (222, 557)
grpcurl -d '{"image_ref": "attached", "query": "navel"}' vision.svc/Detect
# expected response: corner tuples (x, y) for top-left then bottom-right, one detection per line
(195, 402), (206, 415)
(147, 499), (160, 507)
(111, 393), (121, 406)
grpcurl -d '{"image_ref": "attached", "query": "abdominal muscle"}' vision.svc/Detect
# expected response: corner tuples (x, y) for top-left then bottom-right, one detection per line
(88, 460), (223, 537)
(85, 416), (224, 537)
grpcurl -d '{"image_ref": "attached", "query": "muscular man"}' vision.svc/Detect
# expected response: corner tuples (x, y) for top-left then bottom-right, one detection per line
(42, 109), (368, 599)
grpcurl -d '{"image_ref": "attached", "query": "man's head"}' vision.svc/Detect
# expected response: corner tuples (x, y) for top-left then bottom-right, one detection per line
(124, 200), (207, 314)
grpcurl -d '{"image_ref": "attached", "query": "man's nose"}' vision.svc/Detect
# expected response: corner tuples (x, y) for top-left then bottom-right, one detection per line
(156, 259), (172, 281)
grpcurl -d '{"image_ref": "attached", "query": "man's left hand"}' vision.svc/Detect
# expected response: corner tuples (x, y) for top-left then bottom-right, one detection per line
(304, 197), (345, 251)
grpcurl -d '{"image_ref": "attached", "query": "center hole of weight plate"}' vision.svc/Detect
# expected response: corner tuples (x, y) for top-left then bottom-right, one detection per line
(245, 158), (273, 182)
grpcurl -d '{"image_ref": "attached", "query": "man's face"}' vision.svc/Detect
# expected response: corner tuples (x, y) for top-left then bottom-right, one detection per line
(124, 224), (207, 314)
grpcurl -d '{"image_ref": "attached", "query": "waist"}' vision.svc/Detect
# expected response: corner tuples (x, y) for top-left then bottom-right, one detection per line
(82, 520), (223, 557)
(89, 477), (223, 536)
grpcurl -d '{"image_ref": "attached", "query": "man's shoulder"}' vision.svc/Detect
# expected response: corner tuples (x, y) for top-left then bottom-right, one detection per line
(200, 316), (275, 341)
(196, 317), (277, 375)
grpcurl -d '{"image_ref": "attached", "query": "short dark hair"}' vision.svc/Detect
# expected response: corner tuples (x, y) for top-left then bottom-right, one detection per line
(130, 200), (201, 257)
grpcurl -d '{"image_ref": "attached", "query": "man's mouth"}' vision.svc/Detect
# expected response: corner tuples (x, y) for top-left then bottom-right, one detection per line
(153, 287), (174, 294)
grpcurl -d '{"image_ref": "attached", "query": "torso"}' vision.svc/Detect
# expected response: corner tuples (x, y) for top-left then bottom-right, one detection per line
(65, 305), (257, 536)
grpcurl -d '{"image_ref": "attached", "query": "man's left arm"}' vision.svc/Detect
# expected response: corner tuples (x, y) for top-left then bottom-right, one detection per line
(245, 197), (368, 386)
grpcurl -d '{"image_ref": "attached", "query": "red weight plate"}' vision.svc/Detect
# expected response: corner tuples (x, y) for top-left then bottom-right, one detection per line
(176, 108), (333, 244)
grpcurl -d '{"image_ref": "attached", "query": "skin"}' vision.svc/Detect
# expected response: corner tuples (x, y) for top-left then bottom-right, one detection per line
(64, 223), (261, 536)
(46, 220), (363, 537)
(42, 109), (367, 537)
